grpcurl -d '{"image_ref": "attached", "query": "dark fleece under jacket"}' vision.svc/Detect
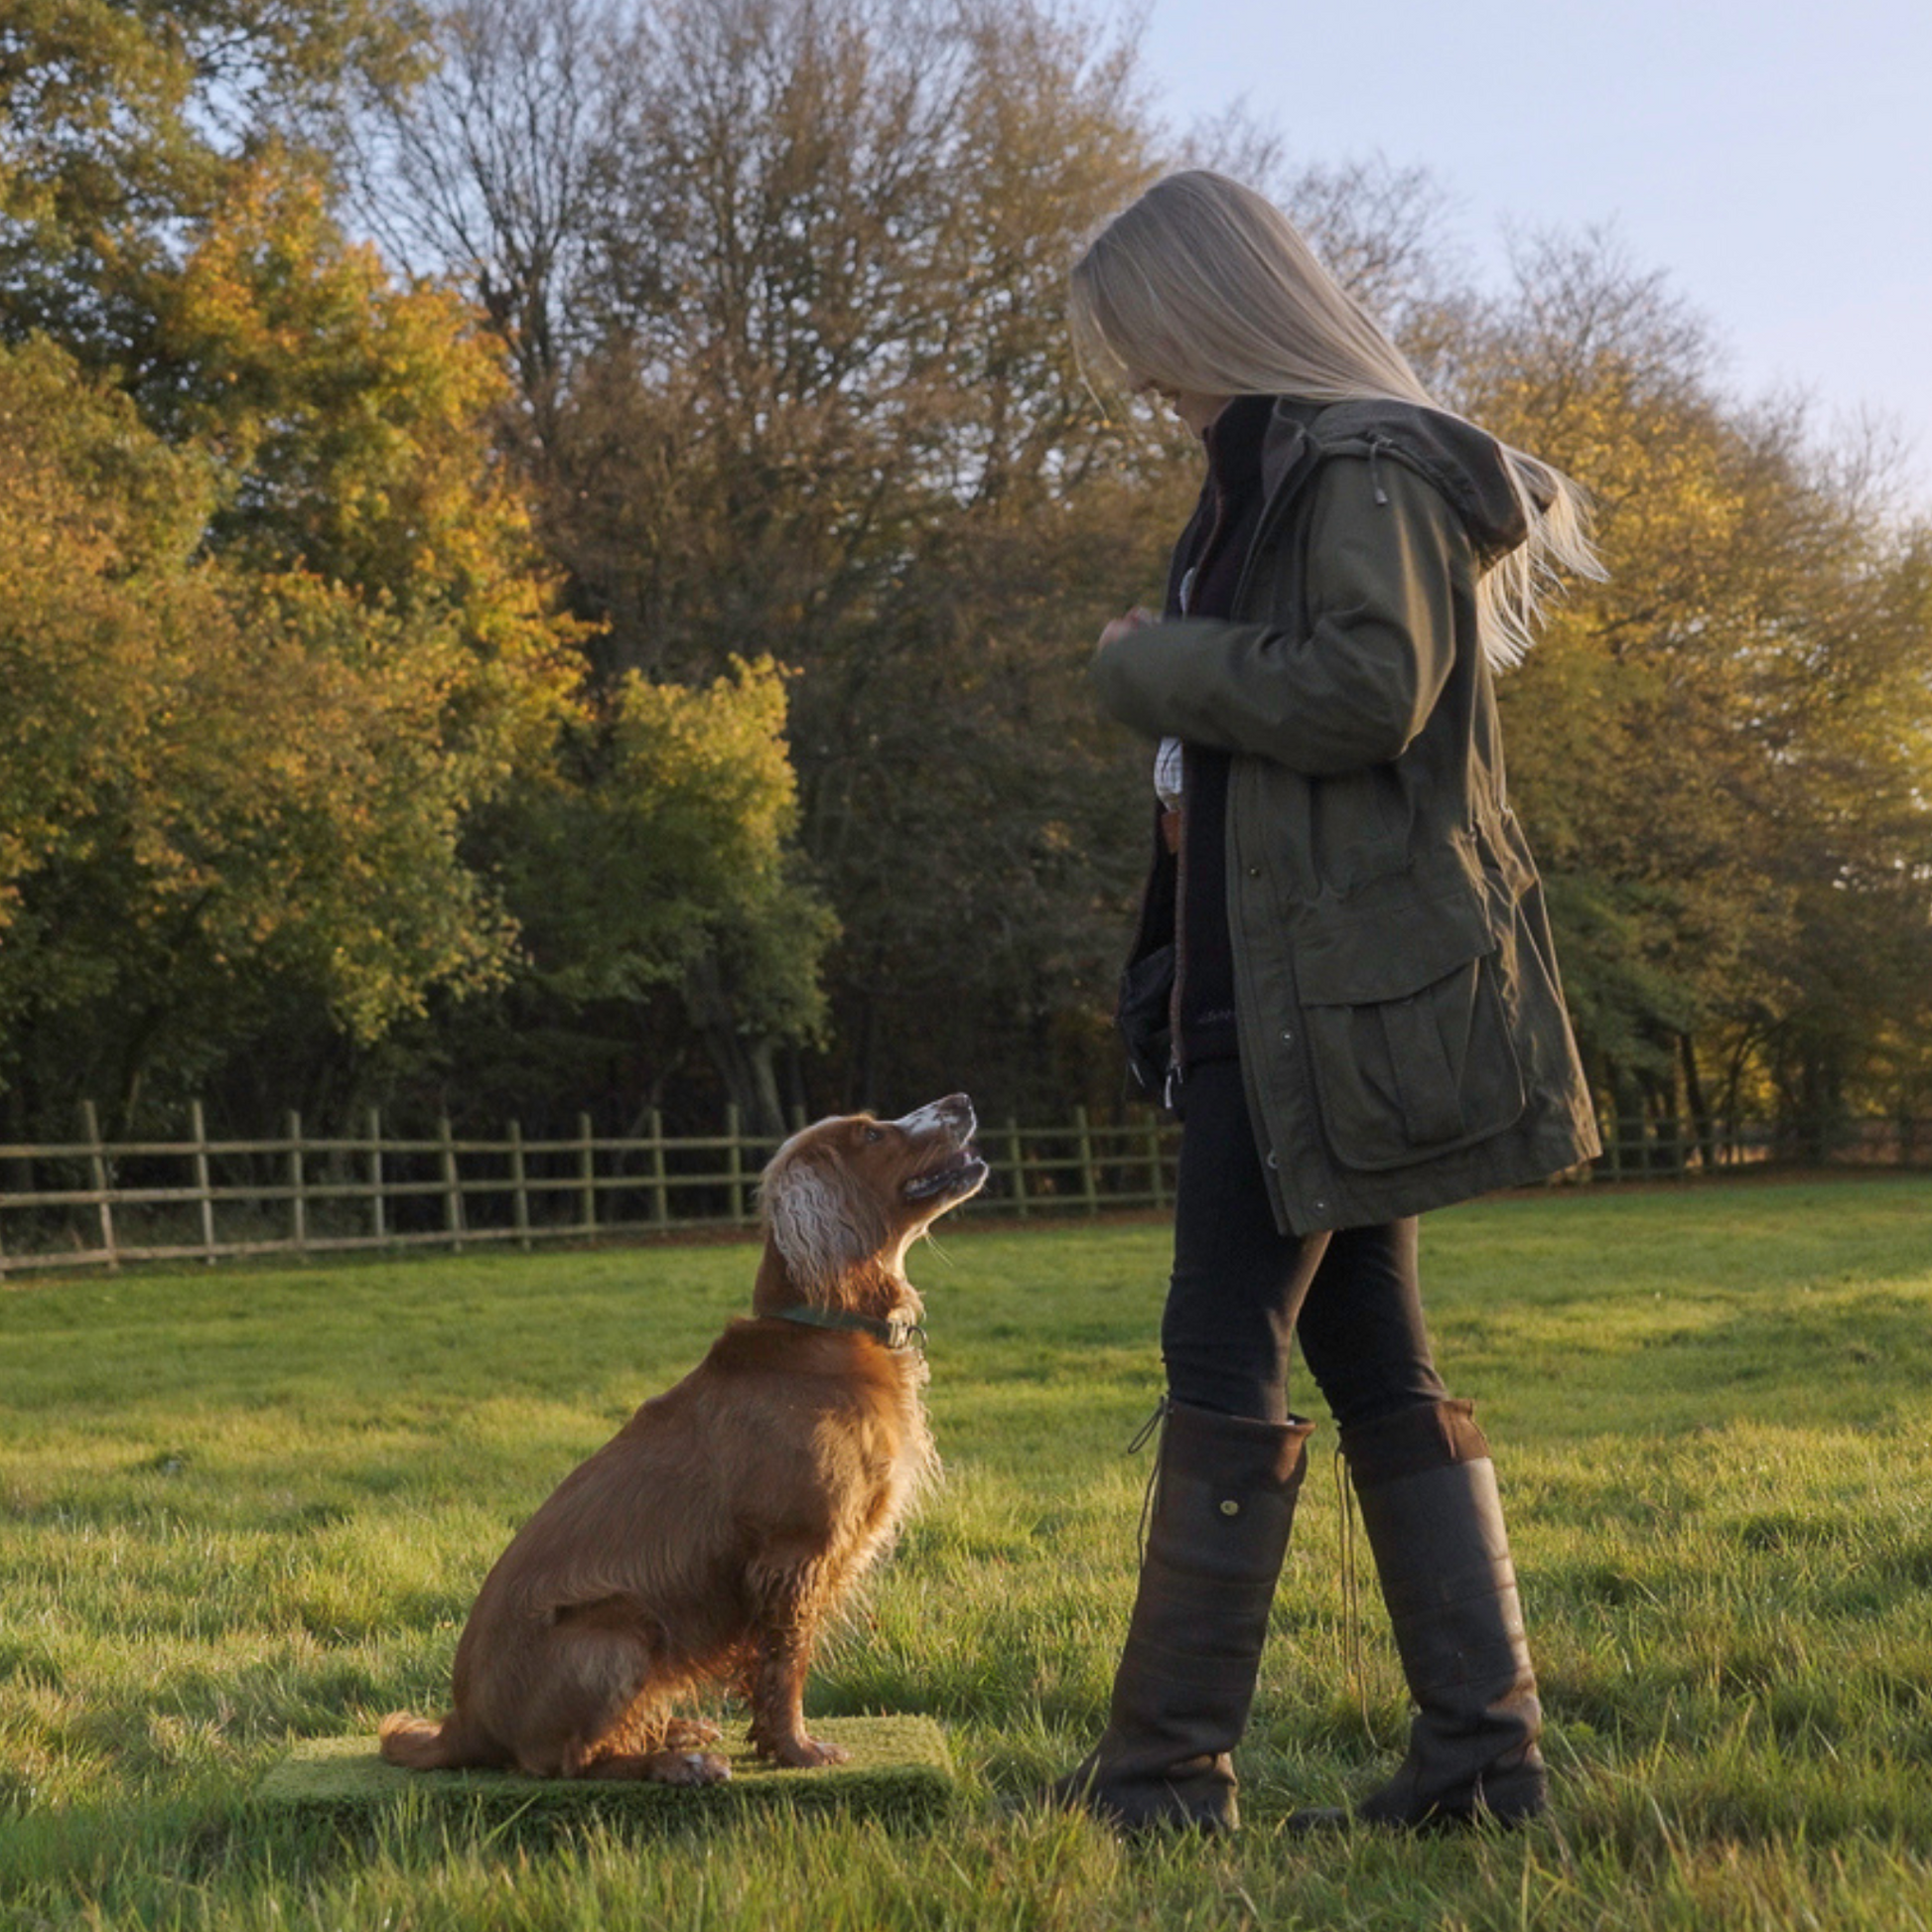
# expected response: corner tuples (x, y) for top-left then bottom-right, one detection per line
(1167, 391), (1276, 1067)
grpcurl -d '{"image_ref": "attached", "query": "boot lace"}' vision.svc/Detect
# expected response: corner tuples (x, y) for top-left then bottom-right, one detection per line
(1335, 1443), (1384, 1748)
(1126, 1394), (1171, 1567)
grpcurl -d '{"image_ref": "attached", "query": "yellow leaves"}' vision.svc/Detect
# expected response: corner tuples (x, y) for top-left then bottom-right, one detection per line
(0, 336), (570, 1041)
(612, 656), (802, 864)
(160, 150), (563, 672)
(1464, 243), (1932, 1099)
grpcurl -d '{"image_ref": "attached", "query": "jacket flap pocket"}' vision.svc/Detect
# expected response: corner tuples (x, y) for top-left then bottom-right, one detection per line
(1292, 876), (1494, 1006)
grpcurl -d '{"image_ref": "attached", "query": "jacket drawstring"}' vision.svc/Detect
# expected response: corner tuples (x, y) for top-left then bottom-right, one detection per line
(1367, 435), (1391, 507)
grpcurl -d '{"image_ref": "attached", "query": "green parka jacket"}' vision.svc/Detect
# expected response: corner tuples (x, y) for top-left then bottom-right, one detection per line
(1094, 397), (1600, 1234)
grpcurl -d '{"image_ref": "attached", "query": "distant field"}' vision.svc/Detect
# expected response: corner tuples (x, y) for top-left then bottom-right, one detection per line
(4, 1176), (1932, 1929)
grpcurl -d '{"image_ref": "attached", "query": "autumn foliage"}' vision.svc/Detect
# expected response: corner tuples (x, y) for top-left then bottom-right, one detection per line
(2, 0), (1927, 1150)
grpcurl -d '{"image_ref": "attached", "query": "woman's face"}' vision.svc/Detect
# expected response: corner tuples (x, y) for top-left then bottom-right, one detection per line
(1130, 374), (1232, 438)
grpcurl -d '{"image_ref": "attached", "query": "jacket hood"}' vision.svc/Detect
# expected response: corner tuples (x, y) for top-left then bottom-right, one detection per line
(1265, 398), (1533, 567)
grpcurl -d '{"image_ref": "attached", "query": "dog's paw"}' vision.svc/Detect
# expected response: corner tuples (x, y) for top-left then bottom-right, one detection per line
(770, 1734), (850, 1769)
(653, 1749), (732, 1786)
(660, 1717), (724, 1749)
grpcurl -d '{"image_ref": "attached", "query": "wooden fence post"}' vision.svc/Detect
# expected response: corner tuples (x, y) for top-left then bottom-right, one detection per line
(578, 1113), (598, 1231)
(367, 1107), (386, 1244)
(79, 1101), (118, 1268)
(439, 1116), (465, 1251)
(1005, 1117), (1028, 1217)
(646, 1108), (668, 1228)
(726, 1105), (746, 1225)
(1145, 1112), (1167, 1208)
(286, 1110), (306, 1250)
(190, 1100), (216, 1264)
(1073, 1105), (1099, 1215)
(508, 1120), (531, 1249)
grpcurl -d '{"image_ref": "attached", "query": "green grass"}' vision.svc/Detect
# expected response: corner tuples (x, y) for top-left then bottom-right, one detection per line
(4, 1176), (1932, 1928)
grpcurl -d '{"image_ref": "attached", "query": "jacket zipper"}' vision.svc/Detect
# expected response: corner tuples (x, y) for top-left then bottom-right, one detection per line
(1166, 543), (1209, 1096)
(1168, 746), (1189, 1106)
(1220, 415), (1323, 1211)
(1155, 409), (1326, 1112)
(1227, 418), (1321, 619)
(1169, 435), (1285, 1098)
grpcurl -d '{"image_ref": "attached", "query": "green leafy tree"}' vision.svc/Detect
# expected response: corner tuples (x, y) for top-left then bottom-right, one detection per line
(0, 338), (543, 1129)
(468, 657), (836, 1132)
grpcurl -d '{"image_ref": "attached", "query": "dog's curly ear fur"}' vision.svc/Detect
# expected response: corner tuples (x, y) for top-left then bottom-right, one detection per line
(761, 1156), (889, 1297)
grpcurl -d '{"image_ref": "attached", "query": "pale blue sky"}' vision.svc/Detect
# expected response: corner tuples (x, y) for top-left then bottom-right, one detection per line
(1132, 0), (1932, 506)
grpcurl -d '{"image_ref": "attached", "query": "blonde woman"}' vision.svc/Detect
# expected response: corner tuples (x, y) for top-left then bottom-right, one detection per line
(1053, 170), (1600, 1835)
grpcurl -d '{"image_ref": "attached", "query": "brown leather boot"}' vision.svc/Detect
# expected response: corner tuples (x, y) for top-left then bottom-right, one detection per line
(1051, 1400), (1315, 1833)
(1289, 1399), (1547, 1831)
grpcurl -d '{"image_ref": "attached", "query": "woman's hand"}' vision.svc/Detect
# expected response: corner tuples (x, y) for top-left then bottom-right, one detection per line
(1098, 606), (1159, 653)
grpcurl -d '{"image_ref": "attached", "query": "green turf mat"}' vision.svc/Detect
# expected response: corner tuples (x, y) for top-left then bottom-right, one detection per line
(257, 1716), (955, 1822)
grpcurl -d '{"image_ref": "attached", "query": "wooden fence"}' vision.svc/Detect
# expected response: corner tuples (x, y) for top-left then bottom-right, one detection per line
(0, 1103), (1923, 1277)
(0, 1102), (1179, 1277)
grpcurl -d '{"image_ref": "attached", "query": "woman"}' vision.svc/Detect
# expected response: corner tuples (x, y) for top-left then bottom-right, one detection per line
(1054, 170), (1601, 1836)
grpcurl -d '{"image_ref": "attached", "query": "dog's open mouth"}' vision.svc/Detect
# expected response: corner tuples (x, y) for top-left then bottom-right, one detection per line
(902, 1147), (988, 1202)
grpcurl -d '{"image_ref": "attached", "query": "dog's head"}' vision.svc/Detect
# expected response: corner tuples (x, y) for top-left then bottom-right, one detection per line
(759, 1094), (987, 1301)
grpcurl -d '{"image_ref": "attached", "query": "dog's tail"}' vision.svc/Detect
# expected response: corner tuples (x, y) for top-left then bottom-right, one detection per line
(378, 1709), (487, 1770)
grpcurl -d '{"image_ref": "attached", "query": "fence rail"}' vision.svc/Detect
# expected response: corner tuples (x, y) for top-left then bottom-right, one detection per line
(0, 1104), (1924, 1277)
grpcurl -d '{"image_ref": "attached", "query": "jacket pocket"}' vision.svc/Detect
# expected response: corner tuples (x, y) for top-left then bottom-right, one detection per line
(1292, 883), (1526, 1173)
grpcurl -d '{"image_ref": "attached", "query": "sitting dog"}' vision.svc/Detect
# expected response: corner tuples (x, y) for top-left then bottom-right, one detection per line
(379, 1094), (986, 1783)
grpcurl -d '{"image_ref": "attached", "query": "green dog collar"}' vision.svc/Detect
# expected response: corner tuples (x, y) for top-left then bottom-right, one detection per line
(773, 1306), (926, 1352)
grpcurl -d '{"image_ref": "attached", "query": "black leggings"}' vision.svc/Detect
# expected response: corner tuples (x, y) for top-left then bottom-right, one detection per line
(1161, 1058), (1449, 1429)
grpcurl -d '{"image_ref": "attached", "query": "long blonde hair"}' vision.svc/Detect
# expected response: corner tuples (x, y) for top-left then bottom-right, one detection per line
(1069, 170), (1600, 668)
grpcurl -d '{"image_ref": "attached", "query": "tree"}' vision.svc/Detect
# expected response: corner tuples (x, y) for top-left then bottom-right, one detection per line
(1, 3), (831, 1147)
(1455, 232), (1932, 1152)
(354, 0), (1177, 1119)
(0, 0), (424, 366)
(0, 337), (553, 1128)
(346, 0), (615, 458)
(452, 656), (838, 1133)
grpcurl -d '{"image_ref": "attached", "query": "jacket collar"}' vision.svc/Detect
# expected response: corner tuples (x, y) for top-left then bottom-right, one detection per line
(1258, 398), (1323, 505)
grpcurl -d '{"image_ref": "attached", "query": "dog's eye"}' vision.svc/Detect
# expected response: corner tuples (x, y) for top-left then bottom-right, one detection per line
(863, 1127), (884, 1144)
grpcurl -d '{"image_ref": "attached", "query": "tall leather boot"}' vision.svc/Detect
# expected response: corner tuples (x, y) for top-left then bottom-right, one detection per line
(1290, 1399), (1547, 1831)
(1052, 1399), (1315, 1833)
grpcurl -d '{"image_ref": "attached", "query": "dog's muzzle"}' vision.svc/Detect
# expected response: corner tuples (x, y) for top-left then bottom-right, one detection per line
(897, 1094), (985, 1202)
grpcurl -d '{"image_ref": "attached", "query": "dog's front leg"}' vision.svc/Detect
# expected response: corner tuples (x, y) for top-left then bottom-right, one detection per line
(743, 1564), (850, 1768)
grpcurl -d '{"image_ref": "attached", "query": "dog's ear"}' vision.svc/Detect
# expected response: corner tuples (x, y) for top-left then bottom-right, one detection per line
(761, 1154), (887, 1296)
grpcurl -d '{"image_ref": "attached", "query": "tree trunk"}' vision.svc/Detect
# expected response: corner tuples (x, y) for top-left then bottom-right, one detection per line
(695, 1023), (785, 1141)
(1679, 1033), (1719, 1172)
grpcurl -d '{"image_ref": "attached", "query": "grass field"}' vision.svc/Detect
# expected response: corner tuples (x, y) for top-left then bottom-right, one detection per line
(4, 1175), (1932, 1929)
